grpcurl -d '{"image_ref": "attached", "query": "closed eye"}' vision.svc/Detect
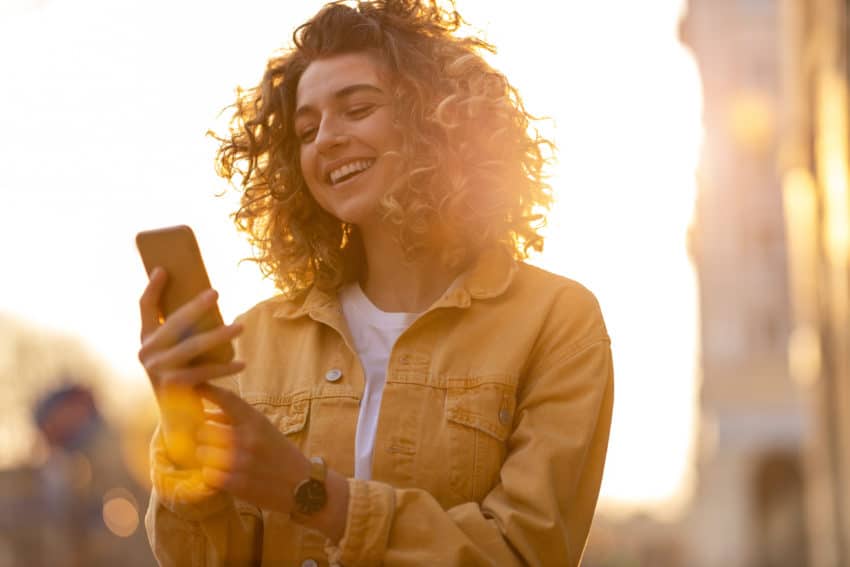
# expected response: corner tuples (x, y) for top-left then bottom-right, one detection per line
(298, 127), (317, 144)
(296, 103), (380, 144)
(347, 104), (376, 119)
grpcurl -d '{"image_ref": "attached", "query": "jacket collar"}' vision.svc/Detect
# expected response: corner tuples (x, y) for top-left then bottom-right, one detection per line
(272, 245), (517, 320)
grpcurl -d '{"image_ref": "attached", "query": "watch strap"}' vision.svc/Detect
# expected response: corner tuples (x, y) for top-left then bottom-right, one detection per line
(308, 456), (327, 482)
(291, 456), (328, 522)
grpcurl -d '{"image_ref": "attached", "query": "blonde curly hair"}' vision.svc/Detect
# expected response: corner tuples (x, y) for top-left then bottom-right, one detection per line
(214, 0), (554, 297)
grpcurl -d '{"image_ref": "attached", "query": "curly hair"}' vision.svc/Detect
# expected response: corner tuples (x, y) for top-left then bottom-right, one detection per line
(214, 0), (554, 297)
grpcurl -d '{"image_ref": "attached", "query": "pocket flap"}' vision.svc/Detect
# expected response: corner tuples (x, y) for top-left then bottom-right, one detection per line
(247, 390), (310, 435)
(446, 380), (516, 441)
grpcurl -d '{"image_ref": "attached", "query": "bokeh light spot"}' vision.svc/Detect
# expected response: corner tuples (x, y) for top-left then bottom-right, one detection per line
(102, 487), (139, 538)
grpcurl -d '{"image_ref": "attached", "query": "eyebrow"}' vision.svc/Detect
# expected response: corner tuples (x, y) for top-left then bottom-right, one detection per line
(294, 84), (385, 121)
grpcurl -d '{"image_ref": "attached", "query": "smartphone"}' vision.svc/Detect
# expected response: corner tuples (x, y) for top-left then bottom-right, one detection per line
(136, 225), (234, 365)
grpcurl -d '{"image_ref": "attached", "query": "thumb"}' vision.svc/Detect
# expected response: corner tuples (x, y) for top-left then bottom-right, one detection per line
(196, 384), (253, 423)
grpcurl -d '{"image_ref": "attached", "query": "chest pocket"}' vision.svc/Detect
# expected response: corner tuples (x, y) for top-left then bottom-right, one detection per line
(445, 376), (517, 501)
(247, 390), (311, 445)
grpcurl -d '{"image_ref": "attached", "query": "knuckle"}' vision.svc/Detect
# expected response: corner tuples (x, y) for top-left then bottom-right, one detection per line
(137, 340), (151, 358)
(138, 341), (157, 363)
(141, 359), (158, 377)
(138, 334), (159, 359)
(146, 353), (167, 373)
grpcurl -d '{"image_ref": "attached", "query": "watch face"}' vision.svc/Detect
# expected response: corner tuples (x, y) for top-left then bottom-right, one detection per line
(295, 479), (327, 515)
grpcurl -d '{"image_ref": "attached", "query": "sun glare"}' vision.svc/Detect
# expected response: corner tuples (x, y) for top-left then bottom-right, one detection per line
(458, 1), (703, 515)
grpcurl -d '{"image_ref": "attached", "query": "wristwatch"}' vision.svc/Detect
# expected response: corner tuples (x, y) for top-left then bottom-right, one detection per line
(292, 456), (328, 520)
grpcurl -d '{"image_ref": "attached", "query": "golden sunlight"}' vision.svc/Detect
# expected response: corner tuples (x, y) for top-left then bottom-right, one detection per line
(455, 1), (703, 515)
(0, 0), (702, 519)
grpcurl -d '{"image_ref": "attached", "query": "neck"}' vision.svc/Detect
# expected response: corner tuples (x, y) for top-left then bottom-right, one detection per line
(357, 224), (463, 313)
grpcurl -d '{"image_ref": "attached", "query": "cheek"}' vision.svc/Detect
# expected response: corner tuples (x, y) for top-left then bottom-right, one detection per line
(299, 150), (329, 210)
(299, 150), (311, 181)
(299, 149), (321, 193)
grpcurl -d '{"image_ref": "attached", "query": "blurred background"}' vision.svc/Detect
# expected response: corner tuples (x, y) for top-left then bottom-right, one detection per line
(0, 0), (848, 565)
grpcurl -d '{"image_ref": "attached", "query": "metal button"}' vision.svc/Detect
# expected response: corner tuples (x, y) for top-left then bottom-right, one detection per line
(325, 368), (343, 382)
(301, 560), (318, 567)
(498, 408), (511, 425)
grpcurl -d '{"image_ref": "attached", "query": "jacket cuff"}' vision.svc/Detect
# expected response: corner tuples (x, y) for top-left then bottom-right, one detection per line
(150, 427), (232, 522)
(325, 478), (395, 566)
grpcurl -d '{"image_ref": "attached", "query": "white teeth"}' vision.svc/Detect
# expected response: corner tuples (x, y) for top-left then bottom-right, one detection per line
(329, 159), (374, 185)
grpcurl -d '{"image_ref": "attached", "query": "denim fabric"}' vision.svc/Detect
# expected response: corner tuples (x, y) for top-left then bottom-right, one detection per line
(146, 247), (614, 566)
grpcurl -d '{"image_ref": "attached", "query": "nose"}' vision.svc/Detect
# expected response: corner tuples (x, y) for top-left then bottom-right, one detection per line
(314, 117), (349, 153)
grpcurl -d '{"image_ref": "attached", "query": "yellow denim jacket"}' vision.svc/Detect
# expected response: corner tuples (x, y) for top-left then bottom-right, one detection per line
(145, 247), (614, 566)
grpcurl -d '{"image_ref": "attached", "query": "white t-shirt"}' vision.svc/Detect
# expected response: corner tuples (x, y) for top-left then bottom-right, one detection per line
(339, 283), (420, 480)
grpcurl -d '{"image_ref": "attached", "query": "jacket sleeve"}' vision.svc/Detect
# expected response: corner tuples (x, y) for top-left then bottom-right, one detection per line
(326, 299), (614, 567)
(144, 374), (263, 566)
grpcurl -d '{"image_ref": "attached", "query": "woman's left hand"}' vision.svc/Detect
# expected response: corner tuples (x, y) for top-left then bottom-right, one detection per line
(194, 384), (311, 515)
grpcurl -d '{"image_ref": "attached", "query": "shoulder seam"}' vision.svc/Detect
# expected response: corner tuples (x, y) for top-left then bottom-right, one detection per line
(535, 335), (611, 376)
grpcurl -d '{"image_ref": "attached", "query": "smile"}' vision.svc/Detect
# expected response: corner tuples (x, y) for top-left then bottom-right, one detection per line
(328, 159), (375, 185)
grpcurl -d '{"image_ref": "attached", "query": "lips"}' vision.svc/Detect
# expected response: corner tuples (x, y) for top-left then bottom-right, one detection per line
(327, 159), (375, 185)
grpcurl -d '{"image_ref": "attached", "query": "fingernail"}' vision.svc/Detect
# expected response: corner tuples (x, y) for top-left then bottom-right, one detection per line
(204, 289), (218, 301)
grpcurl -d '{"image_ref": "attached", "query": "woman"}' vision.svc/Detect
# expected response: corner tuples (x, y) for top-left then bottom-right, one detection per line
(139, 1), (614, 565)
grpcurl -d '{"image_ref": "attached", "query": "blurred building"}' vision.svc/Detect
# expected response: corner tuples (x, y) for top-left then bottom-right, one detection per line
(779, 0), (850, 564)
(680, 0), (850, 565)
(680, 0), (810, 566)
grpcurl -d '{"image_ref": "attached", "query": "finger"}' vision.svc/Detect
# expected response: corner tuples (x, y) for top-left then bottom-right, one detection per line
(204, 408), (233, 425)
(197, 384), (256, 423)
(156, 361), (245, 391)
(201, 467), (246, 493)
(145, 324), (243, 377)
(201, 466), (229, 489)
(196, 421), (234, 448)
(139, 267), (167, 340)
(196, 444), (234, 470)
(140, 288), (220, 356)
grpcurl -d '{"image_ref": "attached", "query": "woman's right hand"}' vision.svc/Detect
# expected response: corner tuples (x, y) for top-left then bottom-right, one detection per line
(138, 267), (244, 468)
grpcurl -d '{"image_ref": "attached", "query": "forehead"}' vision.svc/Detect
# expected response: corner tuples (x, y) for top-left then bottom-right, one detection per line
(296, 52), (389, 108)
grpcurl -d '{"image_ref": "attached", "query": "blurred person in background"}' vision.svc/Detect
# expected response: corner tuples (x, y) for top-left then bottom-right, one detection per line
(139, 1), (614, 565)
(32, 382), (154, 567)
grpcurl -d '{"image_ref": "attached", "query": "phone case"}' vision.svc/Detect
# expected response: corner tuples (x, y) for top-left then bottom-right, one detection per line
(136, 225), (234, 365)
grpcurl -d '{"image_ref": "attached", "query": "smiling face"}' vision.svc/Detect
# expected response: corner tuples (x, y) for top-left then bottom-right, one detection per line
(295, 52), (403, 232)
